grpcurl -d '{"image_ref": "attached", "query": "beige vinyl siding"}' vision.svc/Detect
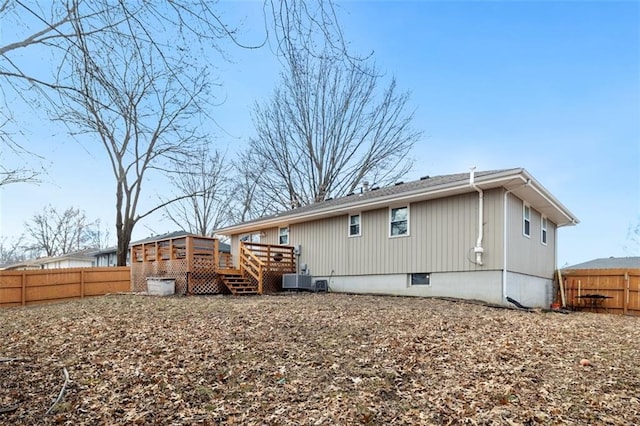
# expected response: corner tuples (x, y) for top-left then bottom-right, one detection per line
(506, 194), (556, 278)
(230, 228), (280, 266)
(289, 189), (504, 276)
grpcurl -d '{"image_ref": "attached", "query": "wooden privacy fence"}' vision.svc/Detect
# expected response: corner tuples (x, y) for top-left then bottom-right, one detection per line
(561, 268), (640, 316)
(0, 267), (131, 308)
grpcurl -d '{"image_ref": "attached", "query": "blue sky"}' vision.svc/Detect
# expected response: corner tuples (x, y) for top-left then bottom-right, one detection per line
(1, 1), (638, 266)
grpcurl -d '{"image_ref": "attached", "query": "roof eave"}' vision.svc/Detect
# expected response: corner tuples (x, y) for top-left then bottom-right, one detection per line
(216, 169), (579, 235)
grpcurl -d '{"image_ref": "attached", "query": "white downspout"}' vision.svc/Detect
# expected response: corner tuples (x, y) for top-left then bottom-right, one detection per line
(469, 167), (484, 265)
(502, 178), (530, 301)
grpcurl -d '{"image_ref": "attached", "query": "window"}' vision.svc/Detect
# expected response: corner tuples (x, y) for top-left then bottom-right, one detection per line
(349, 214), (361, 237)
(523, 203), (531, 238)
(279, 227), (289, 245)
(541, 216), (548, 245)
(390, 206), (409, 237)
(240, 232), (261, 243)
(411, 273), (430, 285)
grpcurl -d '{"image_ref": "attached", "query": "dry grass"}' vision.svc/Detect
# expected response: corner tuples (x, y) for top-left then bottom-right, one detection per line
(1, 293), (639, 425)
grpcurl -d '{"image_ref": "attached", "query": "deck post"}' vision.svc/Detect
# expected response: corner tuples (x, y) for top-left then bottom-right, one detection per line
(186, 236), (194, 294)
(214, 239), (220, 270)
(266, 245), (271, 269)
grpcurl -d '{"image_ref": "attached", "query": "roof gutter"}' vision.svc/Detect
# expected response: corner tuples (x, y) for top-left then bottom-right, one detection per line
(217, 169), (578, 235)
(217, 178), (485, 234)
(521, 170), (579, 227)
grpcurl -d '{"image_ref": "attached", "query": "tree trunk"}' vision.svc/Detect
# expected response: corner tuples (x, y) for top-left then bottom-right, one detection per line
(116, 225), (132, 267)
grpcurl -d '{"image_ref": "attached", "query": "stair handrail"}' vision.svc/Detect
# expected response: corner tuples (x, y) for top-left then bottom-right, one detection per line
(240, 242), (266, 293)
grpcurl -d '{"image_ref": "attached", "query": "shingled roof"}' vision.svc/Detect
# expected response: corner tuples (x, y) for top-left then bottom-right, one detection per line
(251, 169), (511, 223)
(564, 257), (640, 270)
(216, 168), (578, 235)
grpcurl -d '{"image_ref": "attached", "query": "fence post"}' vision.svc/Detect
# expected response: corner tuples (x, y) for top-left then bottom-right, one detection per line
(81, 269), (85, 299)
(624, 271), (629, 316)
(258, 266), (263, 295)
(21, 271), (26, 306)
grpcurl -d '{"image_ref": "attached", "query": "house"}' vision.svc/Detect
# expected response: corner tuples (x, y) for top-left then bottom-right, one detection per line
(0, 259), (44, 271)
(93, 247), (120, 267)
(1, 249), (96, 270)
(216, 168), (579, 308)
(561, 257), (639, 315)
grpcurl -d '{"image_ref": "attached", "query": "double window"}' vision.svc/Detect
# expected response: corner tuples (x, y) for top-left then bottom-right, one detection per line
(523, 202), (549, 246)
(349, 214), (361, 237)
(390, 206), (409, 237)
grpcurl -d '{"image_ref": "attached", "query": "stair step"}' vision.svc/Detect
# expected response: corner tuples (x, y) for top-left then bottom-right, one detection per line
(219, 272), (258, 296)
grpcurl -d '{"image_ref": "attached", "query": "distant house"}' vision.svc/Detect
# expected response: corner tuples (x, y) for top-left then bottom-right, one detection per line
(564, 257), (639, 270)
(94, 247), (119, 267)
(216, 168), (579, 308)
(0, 259), (43, 271)
(1, 250), (96, 270)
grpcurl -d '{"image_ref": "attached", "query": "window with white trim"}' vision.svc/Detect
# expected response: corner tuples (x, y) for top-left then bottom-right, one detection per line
(349, 214), (361, 237)
(523, 203), (531, 238)
(390, 206), (409, 237)
(279, 227), (289, 245)
(541, 216), (548, 245)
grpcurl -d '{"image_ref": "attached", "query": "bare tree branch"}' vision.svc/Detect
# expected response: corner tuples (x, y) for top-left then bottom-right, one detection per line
(162, 147), (233, 236)
(249, 52), (419, 211)
(23, 205), (100, 257)
(49, 3), (212, 265)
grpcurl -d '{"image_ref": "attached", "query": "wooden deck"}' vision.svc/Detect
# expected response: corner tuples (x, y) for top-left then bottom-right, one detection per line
(130, 235), (295, 295)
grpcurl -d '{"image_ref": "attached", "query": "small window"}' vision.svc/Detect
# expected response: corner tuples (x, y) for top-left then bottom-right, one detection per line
(523, 203), (531, 238)
(390, 206), (409, 237)
(349, 214), (361, 237)
(279, 227), (289, 245)
(541, 216), (548, 245)
(240, 233), (261, 243)
(411, 273), (430, 285)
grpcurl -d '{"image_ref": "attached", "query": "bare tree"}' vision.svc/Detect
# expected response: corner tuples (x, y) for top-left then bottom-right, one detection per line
(249, 52), (420, 210)
(163, 147), (233, 236)
(2, 0), (362, 261)
(0, 235), (26, 266)
(51, 3), (218, 266)
(23, 205), (99, 257)
(623, 215), (640, 255)
(229, 147), (279, 223)
(0, 0), (98, 185)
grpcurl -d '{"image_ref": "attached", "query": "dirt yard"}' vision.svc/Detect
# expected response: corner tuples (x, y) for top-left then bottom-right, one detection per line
(1, 293), (638, 425)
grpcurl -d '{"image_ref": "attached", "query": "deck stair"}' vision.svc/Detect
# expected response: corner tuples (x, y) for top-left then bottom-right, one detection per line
(218, 269), (257, 295)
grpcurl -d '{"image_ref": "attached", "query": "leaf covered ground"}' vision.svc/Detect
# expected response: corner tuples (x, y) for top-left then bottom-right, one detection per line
(1, 293), (638, 425)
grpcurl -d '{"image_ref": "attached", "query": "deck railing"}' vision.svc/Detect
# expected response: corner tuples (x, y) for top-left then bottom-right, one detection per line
(239, 242), (296, 294)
